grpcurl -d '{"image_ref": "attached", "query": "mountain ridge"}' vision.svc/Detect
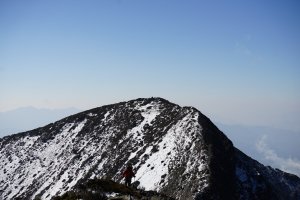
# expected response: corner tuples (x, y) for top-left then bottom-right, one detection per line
(0, 107), (80, 138)
(0, 97), (299, 200)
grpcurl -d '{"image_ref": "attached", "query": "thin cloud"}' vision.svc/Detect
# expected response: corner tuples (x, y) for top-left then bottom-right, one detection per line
(235, 42), (253, 56)
(256, 135), (300, 177)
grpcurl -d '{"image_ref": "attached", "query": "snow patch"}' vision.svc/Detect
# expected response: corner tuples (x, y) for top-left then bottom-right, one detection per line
(127, 102), (161, 141)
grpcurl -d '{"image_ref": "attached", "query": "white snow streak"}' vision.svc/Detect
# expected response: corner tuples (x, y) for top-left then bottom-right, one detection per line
(135, 111), (208, 192)
(0, 100), (210, 200)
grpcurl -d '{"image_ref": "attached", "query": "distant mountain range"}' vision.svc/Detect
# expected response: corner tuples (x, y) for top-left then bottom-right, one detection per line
(0, 107), (80, 137)
(218, 123), (300, 177)
(1, 98), (299, 200)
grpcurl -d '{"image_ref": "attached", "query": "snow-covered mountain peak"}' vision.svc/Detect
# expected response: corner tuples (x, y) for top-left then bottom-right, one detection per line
(0, 97), (299, 200)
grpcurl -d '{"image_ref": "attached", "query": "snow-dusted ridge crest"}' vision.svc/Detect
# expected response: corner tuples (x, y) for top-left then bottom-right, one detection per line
(0, 97), (300, 200)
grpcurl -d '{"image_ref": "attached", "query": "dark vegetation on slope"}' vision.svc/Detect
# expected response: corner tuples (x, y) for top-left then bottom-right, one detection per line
(51, 178), (175, 200)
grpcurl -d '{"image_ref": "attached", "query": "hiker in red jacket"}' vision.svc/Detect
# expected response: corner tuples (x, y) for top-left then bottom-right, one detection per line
(122, 164), (135, 187)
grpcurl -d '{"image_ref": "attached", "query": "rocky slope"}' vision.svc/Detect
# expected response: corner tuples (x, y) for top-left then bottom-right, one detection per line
(52, 178), (175, 200)
(0, 97), (299, 200)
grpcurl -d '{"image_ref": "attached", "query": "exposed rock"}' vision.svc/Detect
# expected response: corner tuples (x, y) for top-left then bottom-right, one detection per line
(0, 97), (299, 200)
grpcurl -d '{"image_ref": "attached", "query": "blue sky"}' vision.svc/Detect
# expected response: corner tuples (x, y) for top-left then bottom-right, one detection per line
(1, 0), (300, 131)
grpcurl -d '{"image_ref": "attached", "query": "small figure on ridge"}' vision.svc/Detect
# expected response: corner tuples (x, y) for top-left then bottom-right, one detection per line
(122, 163), (135, 187)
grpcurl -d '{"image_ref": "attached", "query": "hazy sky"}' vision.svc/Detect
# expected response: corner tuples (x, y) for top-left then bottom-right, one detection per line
(1, 0), (299, 131)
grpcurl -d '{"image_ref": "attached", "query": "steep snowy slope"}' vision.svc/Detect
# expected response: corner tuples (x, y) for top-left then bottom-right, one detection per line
(0, 98), (210, 200)
(0, 98), (299, 200)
